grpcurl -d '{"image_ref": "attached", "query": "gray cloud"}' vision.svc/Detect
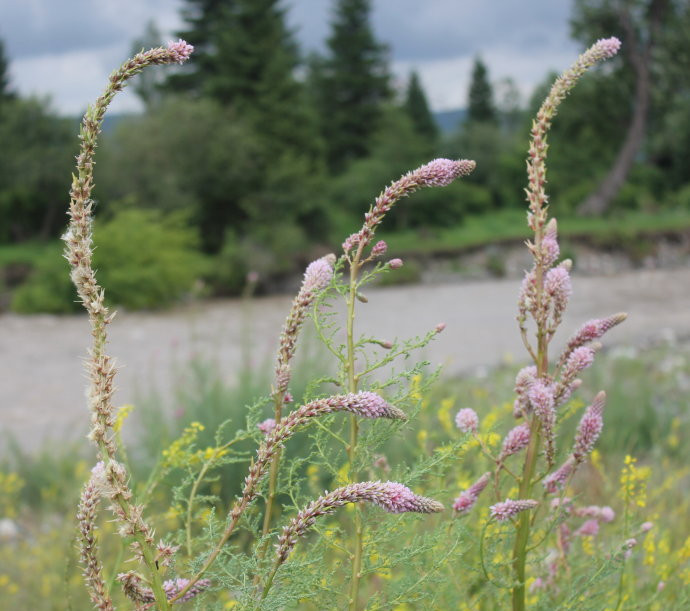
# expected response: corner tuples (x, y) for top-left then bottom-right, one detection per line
(288, 0), (576, 60)
(1, 0), (581, 115)
(0, 0), (183, 58)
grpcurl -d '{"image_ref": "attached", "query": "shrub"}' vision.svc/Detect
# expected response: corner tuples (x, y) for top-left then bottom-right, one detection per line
(91, 207), (206, 309)
(11, 245), (78, 313)
(12, 208), (206, 312)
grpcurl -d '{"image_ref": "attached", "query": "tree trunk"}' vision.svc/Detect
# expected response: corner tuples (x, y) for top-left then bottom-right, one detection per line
(577, 0), (668, 216)
(577, 64), (650, 216)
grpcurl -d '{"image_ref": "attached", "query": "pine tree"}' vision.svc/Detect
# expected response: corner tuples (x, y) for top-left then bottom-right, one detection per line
(404, 70), (438, 143)
(167, 0), (317, 156)
(166, 0), (235, 95)
(467, 57), (496, 124)
(314, 0), (391, 172)
(0, 39), (14, 103)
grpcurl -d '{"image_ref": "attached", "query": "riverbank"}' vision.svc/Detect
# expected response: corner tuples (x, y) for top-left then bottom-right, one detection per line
(1, 267), (689, 451)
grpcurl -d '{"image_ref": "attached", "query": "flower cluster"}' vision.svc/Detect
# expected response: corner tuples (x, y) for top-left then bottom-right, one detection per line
(449, 36), (622, 610)
(453, 472), (491, 514)
(275, 481), (443, 564)
(342, 158), (475, 253)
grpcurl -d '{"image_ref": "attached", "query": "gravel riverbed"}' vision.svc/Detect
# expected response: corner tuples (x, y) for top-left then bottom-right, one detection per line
(1, 267), (688, 451)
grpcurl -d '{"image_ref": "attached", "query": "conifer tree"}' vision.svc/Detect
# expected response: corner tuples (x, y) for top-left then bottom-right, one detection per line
(167, 0), (317, 156)
(314, 0), (391, 172)
(404, 70), (438, 142)
(0, 39), (14, 104)
(467, 57), (496, 124)
(166, 0), (235, 95)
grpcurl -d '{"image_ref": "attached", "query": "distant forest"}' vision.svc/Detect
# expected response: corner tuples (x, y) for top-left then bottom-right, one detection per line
(2, 0), (690, 311)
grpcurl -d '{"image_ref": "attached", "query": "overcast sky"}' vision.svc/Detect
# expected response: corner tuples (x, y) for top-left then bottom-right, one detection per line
(0, 0), (580, 116)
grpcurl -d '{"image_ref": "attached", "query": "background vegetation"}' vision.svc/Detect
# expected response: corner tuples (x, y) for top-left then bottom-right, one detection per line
(1, 340), (688, 608)
(1, 0), (690, 312)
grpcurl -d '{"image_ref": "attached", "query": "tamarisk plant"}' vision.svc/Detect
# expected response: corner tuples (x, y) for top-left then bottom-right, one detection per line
(68, 42), (461, 610)
(450, 37), (626, 611)
(330, 157), (475, 610)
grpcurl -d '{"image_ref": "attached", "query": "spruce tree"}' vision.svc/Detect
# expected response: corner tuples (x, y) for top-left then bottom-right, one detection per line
(0, 39), (14, 103)
(404, 70), (438, 142)
(315, 0), (391, 172)
(167, 0), (317, 156)
(166, 0), (235, 95)
(467, 57), (496, 124)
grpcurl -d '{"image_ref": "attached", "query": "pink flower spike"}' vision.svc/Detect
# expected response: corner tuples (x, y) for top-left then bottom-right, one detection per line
(452, 472), (491, 514)
(565, 346), (596, 377)
(490, 499), (539, 522)
(593, 37), (622, 59)
(258, 418), (277, 436)
(559, 313), (627, 367)
(374, 481), (444, 514)
(600, 506), (615, 523)
(544, 265), (572, 319)
(514, 366), (537, 415)
(345, 391), (406, 420)
(371, 240), (388, 257)
(641, 521), (654, 532)
(455, 408), (479, 434)
(542, 218), (560, 266)
(163, 578), (211, 603)
(576, 519), (600, 537)
(167, 39), (194, 63)
(573, 391), (605, 462)
(544, 456), (577, 494)
(302, 254), (335, 292)
(434, 322), (446, 334)
(499, 423), (531, 460)
(528, 379), (556, 464)
(416, 158), (476, 187)
(343, 233), (359, 253)
(388, 258), (403, 269)
(274, 481), (442, 564)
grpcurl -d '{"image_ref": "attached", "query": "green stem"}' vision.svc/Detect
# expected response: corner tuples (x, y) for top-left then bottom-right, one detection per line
(259, 392), (285, 544)
(261, 559), (281, 601)
(510, 418), (541, 611)
(511, 221), (548, 611)
(346, 247), (364, 611)
(185, 440), (238, 557)
(97, 442), (169, 611)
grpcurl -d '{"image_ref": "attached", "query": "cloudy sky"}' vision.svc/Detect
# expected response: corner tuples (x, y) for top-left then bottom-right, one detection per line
(0, 0), (580, 116)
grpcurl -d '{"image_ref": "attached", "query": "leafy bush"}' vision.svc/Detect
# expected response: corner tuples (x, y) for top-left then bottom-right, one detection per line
(12, 208), (206, 312)
(10, 245), (77, 313)
(92, 208), (206, 309)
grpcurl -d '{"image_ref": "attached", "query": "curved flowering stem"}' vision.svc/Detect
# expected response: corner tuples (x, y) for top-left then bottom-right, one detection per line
(261, 482), (443, 600)
(343, 159), (474, 610)
(170, 392), (405, 603)
(260, 254), (335, 547)
(510, 37), (621, 611)
(65, 41), (193, 611)
(77, 473), (114, 611)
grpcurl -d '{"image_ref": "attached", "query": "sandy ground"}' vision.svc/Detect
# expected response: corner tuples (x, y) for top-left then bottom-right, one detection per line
(1, 267), (689, 451)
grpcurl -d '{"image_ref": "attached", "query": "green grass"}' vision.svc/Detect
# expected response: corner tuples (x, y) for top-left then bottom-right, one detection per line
(380, 208), (690, 256)
(0, 239), (62, 267)
(1, 341), (688, 609)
